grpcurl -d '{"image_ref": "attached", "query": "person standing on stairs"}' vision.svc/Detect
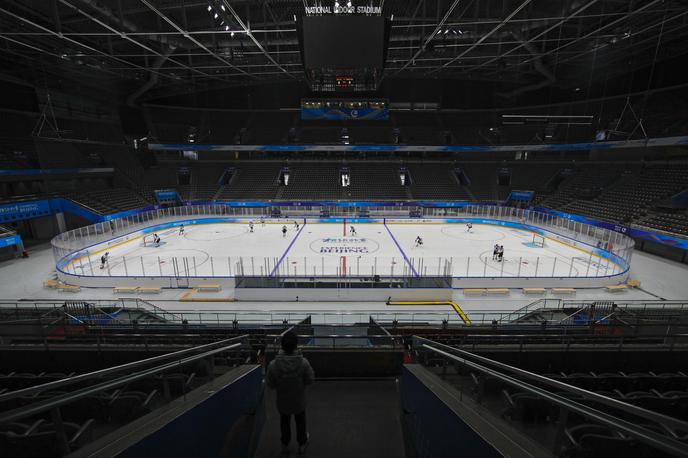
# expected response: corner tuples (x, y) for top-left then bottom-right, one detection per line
(266, 330), (315, 455)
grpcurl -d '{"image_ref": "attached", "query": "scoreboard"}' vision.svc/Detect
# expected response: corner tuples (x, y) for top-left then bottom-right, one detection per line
(297, 15), (390, 91)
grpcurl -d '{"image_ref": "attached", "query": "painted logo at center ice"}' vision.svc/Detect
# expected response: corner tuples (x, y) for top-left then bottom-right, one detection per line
(309, 237), (380, 255)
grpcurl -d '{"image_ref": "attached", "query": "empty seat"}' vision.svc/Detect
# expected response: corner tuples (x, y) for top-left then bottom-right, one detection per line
(108, 389), (159, 422)
(502, 390), (557, 423)
(563, 423), (633, 458)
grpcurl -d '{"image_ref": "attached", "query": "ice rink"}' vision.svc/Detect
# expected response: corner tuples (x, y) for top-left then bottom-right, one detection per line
(64, 220), (618, 278)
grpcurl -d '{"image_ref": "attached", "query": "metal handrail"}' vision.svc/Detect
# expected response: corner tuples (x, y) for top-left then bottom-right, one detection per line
(419, 342), (688, 458)
(0, 334), (249, 403)
(267, 334), (402, 339)
(415, 336), (688, 432)
(267, 333), (403, 348)
(131, 298), (184, 322)
(558, 306), (589, 325)
(2, 302), (688, 330)
(0, 340), (245, 425)
(370, 316), (393, 338)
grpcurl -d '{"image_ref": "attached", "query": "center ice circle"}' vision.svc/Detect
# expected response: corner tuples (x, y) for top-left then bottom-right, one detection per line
(309, 236), (380, 256)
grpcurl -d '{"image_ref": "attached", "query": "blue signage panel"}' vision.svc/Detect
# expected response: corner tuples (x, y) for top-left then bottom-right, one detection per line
(154, 190), (180, 202)
(301, 107), (389, 120)
(0, 168), (113, 176)
(508, 191), (534, 201)
(0, 234), (22, 248)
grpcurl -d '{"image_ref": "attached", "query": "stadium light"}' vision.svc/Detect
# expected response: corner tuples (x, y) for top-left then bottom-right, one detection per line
(207, 5), (212, 11)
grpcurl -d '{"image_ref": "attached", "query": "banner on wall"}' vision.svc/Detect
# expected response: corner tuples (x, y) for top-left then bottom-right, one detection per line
(191, 200), (491, 208)
(148, 135), (688, 153)
(0, 167), (113, 176)
(0, 200), (53, 223)
(301, 107), (389, 121)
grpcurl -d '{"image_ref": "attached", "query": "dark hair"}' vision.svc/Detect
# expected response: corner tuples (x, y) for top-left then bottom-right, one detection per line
(281, 331), (298, 354)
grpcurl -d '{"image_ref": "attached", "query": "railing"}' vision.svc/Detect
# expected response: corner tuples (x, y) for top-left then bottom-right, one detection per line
(2, 299), (688, 329)
(412, 332), (687, 352)
(266, 332), (404, 350)
(497, 299), (688, 324)
(0, 335), (250, 453)
(413, 336), (688, 457)
(129, 298), (184, 322)
(49, 204), (635, 281)
(0, 335), (249, 404)
(0, 302), (539, 327)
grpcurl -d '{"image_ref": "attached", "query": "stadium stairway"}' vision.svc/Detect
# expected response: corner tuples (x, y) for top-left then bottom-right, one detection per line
(254, 378), (407, 458)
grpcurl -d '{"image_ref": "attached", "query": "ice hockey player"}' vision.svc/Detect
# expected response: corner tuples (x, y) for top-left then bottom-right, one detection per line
(99, 252), (110, 270)
(154, 234), (161, 247)
(249, 221), (254, 233)
(179, 224), (185, 235)
(493, 244), (499, 261)
(282, 225), (288, 237)
(349, 225), (357, 236)
(466, 222), (473, 233)
(294, 220), (299, 231)
(414, 236), (423, 247)
(498, 245), (504, 262)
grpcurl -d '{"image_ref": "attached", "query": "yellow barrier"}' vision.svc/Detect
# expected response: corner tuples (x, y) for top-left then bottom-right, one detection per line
(386, 300), (472, 326)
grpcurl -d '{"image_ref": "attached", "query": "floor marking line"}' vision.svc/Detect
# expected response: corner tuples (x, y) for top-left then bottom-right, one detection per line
(270, 222), (307, 277)
(383, 222), (420, 277)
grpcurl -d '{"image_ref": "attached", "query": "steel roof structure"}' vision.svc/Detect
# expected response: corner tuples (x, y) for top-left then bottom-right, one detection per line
(0, 0), (686, 101)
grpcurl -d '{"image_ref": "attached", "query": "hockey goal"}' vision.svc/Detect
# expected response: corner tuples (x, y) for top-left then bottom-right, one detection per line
(141, 234), (158, 247)
(532, 234), (545, 248)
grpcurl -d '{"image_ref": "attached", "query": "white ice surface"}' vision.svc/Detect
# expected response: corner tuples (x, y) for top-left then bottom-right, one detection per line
(63, 222), (617, 279)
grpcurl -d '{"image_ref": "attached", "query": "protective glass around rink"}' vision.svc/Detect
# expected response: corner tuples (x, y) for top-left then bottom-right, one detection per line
(51, 204), (634, 286)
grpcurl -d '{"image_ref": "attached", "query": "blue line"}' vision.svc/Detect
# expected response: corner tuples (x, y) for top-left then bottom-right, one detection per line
(270, 222), (306, 276)
(384, 222), (420, 277)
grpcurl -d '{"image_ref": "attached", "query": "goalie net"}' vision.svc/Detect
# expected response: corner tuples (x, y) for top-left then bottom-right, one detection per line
(141, 234), (157, 247)
(532, 234), (545, 248)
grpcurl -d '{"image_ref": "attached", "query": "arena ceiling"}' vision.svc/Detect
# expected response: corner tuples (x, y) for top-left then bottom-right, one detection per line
(0, 0), (687, 102)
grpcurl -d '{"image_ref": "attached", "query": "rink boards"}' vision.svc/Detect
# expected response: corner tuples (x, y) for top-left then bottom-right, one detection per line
(54, 216), (631, 295)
